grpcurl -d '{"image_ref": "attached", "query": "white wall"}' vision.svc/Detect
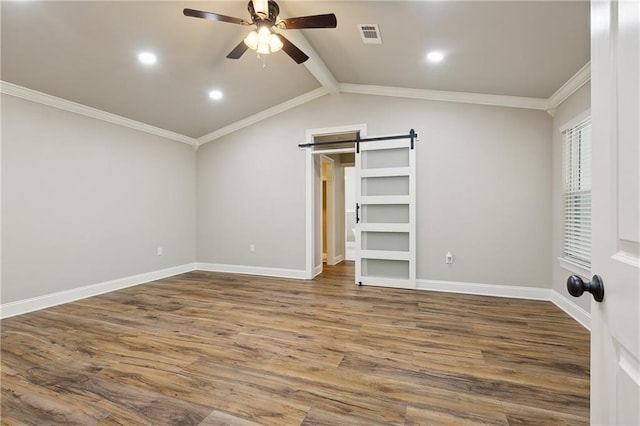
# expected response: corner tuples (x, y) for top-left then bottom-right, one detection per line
(197, 93), (553, 288)
(551, 83), (592, 313)
(1, 94), (196, 304)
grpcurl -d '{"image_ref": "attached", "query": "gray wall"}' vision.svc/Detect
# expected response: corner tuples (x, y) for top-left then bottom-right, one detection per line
(550, 83), (592, 313)
(2, 90), (556, 306)
(196, 118), (307, 270)
(197, 93), (553, 288)
(1, 94), (196, 303)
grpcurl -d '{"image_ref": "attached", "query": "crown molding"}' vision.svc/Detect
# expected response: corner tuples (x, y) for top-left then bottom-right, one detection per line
(339, 83), (549, 111)
(546, 61), (591, 111)
(197, 87), (329, 146)
(3, 61), (591, 146)
(0, 81), (197, 146)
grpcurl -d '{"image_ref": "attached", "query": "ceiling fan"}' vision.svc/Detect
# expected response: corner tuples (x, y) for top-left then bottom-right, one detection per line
(183, 0), (337, 64)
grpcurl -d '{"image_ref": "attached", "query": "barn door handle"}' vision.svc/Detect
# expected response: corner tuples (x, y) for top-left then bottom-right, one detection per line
(567, 275), (605, 302)
(356, 203), (360, 224)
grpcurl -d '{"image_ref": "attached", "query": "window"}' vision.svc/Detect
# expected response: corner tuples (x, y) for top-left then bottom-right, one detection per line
(562, 116), (592, 269)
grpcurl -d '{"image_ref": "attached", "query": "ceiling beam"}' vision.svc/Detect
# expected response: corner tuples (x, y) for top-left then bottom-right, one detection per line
(287, 31), (339, 94)
(276, 4), (339, 94)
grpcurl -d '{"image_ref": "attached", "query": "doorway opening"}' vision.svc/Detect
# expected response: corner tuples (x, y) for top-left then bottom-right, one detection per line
(304, 124), (365, 279)
(321, 156), (335, 265)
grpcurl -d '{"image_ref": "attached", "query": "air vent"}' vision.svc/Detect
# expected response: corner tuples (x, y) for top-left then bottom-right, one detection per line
(358, 24), (382, 44)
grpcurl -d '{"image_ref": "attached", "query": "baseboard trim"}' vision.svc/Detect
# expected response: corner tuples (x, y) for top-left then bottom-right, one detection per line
(1, 265), (591, 331)
(417, 279), (551, 300)
(417, 279), (590, 330)
(550, 290), (590, 330)
(313, 264), (323, 278)
(196, 263), (307, 280)
(0, 263), (197, 319)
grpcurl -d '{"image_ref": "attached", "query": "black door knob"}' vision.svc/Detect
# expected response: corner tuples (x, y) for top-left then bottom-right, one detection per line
(567, 274), (605, 302)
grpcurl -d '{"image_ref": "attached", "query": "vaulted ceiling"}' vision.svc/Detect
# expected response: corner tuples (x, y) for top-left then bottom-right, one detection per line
(1, 1), (590, 141)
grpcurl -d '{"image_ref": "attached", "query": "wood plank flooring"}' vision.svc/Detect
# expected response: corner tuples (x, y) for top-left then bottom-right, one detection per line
(1, 262), (590, 425)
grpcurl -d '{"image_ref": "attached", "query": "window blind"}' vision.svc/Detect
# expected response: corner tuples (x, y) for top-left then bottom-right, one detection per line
(563, 117), (592, 268)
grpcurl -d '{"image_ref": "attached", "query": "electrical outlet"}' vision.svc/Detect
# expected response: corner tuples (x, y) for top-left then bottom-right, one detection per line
(157, 247), (163, 256)
(445, 251), (453, 264)
(249, 244), (255, 252)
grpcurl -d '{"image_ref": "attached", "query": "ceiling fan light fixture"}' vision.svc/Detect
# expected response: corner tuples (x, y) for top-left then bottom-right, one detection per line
(246, 26), (281, 54)
(256, 42), (270, 54)
(183, 1), (337, 64)
(244, 30), (259, 50)
(257, 26), (271, 44)
(269, 34), (283, 52)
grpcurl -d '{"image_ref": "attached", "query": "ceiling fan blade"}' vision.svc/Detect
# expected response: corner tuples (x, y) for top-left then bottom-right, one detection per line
(226, 40), (249, 60)
(183, 8), (248, 25)
(280, 14), (337, 30)
(277, 34), (309, 64)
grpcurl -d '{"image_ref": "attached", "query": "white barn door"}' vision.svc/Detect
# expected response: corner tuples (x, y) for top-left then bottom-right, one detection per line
(355, 136), (416, 288)
(588, 0), (640, 424)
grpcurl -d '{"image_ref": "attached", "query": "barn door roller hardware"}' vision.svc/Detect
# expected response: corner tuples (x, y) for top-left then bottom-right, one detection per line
(298, 129), (418, 150)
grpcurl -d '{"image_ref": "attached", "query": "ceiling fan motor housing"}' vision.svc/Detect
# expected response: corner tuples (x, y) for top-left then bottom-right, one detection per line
(248, 0), (280, 25)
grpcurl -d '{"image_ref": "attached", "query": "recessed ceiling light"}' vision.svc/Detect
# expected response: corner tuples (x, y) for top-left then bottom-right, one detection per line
(137, 51), (157, 65)
(209, 90), (223, 101)
(427, 51), (444, 63)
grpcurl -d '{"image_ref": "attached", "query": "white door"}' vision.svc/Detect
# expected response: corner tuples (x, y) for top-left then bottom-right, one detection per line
(590, 1), (640, 424)
(355, 137), (416, 288)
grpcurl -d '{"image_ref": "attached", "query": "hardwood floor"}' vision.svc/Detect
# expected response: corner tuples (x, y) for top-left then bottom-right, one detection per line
(1, 262), (590, 425)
